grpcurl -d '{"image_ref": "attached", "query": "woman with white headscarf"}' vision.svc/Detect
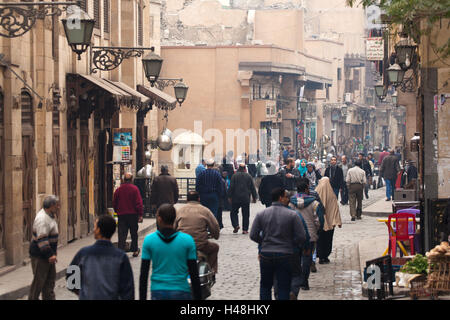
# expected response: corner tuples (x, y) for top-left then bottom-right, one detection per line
(315, 177), (342, 264)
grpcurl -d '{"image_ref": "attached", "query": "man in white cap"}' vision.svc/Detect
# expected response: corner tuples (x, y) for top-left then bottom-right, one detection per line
(196, 158), (224, 221)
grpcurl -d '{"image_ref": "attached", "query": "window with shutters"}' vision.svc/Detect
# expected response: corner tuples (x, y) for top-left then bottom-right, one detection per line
(21, 91), (33, 127)
(94, 0), (100, 30)
(103, 0), (110, 34)
(138, 4), (143, 46)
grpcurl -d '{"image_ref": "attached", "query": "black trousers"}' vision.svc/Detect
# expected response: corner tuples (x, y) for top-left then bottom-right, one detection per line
(230, 202), (250, 231)
(317, 228), (335, 260)
(118, 214), (139, 252)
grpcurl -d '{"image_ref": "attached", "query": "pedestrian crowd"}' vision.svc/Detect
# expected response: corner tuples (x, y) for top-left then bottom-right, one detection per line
(28, 146), (418, 301)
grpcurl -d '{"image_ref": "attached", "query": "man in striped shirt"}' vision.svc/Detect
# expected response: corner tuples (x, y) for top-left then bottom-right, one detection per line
(29, 195), (60, 300)
(196, 158), (224, 220)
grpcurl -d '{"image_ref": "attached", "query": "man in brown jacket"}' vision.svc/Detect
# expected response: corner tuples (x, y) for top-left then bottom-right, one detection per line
(174, 191), (220, 273)
(150, 165), (179, 209)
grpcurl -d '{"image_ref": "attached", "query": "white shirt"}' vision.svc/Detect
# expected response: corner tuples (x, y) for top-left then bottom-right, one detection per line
(346, 166), (367, 185)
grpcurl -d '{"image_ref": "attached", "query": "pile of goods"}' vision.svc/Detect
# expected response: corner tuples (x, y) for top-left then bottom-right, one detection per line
(399, 254), (428, 275)
(425, 241), (450, 293)
(425, 241), (450, 259)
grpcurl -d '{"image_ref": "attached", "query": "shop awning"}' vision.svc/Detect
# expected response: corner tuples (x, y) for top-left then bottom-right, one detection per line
(75, 74), (151, 109)
(104, 79), (152, 106)
(137, 85), (177, 111)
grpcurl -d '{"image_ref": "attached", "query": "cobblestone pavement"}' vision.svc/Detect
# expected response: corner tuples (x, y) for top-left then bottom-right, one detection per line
(24, 186), (387, 300)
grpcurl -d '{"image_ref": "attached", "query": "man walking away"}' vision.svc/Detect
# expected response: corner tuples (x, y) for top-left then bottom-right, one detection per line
(150, 165), (179, 209)
(139, 204), (202, 300)
(346, 160), (366, 221)
(258, 162), (284, 208)
(358, 153), (373, 199)
(196, 159), (224, 219)
(174, 191), (220, 274)
(380, 150), (400, 201)
(324, 156), (344, 200)
(279, 158), (300, 197)
(228, 163), (257, 234)
(113, 173), (143, 257)
(250, 188), (306, 300)
(29, 195), (60, 300)
(340, 155), (350, 205)
(67, 215), (134, 300)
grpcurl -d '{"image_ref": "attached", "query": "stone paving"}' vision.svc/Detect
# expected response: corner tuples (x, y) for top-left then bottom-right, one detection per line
(21, 186), (388, 300)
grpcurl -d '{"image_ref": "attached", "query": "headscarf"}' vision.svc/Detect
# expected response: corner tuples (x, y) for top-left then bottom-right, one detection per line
(298, 159), (308, 177)
(305, 162), (317, 186)
(315, 177), (342, 231)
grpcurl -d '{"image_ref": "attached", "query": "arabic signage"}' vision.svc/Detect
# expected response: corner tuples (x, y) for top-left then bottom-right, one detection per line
(366, 37), (384, 61)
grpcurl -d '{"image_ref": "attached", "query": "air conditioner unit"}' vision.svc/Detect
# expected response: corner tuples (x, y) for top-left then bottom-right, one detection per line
(345, 93), (353, 103)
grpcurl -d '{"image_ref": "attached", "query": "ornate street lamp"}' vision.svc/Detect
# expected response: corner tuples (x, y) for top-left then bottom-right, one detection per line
(173, 82), (189, 106)
(374, 83), (387, 100)
(387, 63), (405, 86)
(395, 43), (417, 70)
(142, 49), (163, 87)
(298, 97), (308, 110)
(61, 6), (95, 60)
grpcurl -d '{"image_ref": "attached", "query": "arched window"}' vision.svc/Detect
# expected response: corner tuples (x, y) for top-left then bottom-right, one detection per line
(21, 90), (33, 126)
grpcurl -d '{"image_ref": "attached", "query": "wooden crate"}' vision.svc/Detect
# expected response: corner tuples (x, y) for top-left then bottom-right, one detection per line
(426, 256), (450, 292)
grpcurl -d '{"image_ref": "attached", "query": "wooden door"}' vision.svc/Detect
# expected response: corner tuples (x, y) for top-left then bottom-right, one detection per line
(80, 119), (89, 235)
(95, 127), (107, 216)
(21, 91), (35, 243)
(0, 93), (4, 250)
(67, 120), (77, 241)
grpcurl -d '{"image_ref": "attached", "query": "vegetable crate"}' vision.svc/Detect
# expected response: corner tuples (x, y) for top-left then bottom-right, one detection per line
(409, 274), (436, 300)
(426, 256), (450, 294)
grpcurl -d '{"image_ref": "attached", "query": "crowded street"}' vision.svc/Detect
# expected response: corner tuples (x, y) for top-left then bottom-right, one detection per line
(0, 0), (449, 306)
(18, 187), (387, 300)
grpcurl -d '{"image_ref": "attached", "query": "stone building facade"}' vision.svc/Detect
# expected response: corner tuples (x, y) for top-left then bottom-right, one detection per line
(0, 0), (166, 267)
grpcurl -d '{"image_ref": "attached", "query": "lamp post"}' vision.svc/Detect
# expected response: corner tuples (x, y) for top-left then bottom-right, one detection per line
(387, 63), (405, 87)
(142, 48), (164, 87)
(61, 6), (95, 60)
(374, 83), (387, 100)
(173, 82), (189, 106)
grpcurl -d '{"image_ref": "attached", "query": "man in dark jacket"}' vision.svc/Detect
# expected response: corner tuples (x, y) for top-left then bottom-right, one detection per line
(250, 188), (306, 300)
(324, 156), (344, 199)
(258, 162), (284, 208)
(228, 163), (257, 234)
(150, 165), (179, 209)
(67, 214), (134, 300)
(279, 158), (301, 195)
(113, 173), (143, 257)
(358, 153), (373, 199)
(380, 150), (400, 201)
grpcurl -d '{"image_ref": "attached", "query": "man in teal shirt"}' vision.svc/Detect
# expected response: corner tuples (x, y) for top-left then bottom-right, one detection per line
(139, 204), (202, 300)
